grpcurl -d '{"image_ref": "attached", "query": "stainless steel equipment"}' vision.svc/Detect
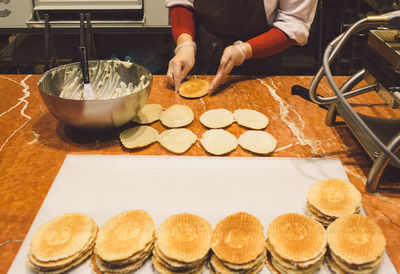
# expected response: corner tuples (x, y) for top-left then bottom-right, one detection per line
(29, 0), (168, 28)
(309, 11), (400, 192)
(37, 60), (152, 131)
(0, 0), (169, 29)
(0, 0), (32, 28)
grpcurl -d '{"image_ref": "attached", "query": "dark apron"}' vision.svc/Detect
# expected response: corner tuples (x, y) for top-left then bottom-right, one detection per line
(192, 0), (282, 75)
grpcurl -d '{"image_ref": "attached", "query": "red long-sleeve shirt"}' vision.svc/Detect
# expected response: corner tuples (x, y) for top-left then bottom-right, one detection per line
(169, 6), (295, 59)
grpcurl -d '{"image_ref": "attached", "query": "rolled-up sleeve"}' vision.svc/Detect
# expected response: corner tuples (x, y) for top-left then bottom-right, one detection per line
(272, 0), (318, 46)
(165, 0), (194, 9)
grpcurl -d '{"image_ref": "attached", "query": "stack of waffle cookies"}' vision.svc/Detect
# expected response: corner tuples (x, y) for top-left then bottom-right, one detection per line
(306, 178), (361, 227)
(91, 210), (155, 273)
(210, 212), (266, 273)
(326, 214), (386, 274)
(266, 213), (327, 274)
(152, 213), (212, 273)
(27, 212), (98, 273)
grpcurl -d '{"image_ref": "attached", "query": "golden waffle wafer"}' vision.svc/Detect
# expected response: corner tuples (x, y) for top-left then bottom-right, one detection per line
(97, 239), (153, 267)
(30, 213), (97, 262)
(95, 210), (155, 262)
(267, 213), (326, 263)
(327, 214), (386, 265)
(95, 247), (152, 274)
(209, 254), (265, 274)
(222, 251), (266, 271)
(211, 212), (265, 265)
(178, 79), (209, 99)
(27, 246), (94, 273)
(329, 251), (383, 274)
(153, 243), (205, 270)
(156, 213), (212, 263)
(152, 255), (206, 274)
(28, 240), (95, 271)
(28, 224), (98, 269)
(265, 239), (325, 270)
(270, 255), (324, 274)
(307, 178), (361, 218)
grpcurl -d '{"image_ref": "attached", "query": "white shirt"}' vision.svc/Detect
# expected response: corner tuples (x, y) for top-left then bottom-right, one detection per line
(165, 0), (318, 46)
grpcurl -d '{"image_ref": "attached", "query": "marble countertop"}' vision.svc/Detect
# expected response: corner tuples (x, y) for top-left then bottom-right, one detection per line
(0, 74), (399, 273)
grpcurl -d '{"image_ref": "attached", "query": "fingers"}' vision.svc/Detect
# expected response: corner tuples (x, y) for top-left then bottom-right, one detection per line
(167, 59), (183, 91)
(166, 50), (195, 91)
(209, 55), (235, 92)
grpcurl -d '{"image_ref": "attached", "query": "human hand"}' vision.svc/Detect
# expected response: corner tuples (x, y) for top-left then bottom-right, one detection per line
(209, 41), (251, 93)
(167, 41), (196, 91)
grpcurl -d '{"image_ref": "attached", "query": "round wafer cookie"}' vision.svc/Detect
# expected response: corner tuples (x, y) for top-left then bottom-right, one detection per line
(132, 104), (164, 124)
(95, 210), (155, 262)
(307, 178), (362, 218)
(151, 255), (206, 274)
(209, 254), (265, 274)
(267, 213), (326, 262)
(327, 214), (386, 265)
(27, 247), (94, 273)
(156, 213), (212, 263)
(199, 109), (234, 129)
(28, 237), (96, 270)
(211, 212), (265, 265)
(160, 104), (194, 128)
(329, 250), (383, 274)
(178, 79), (209, 99)
(30, 213), (97, 262)
(265, 239), (325, 270)
(153, 244), (204, 270)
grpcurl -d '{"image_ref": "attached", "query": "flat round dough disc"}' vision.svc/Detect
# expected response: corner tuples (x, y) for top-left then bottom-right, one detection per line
(199, 109), (234, 129)
(200, 129), (238, 155)
(234, 109), (269, 130)
(238, 131), (277, 155)
(132, 104), (164, 124)
(120, 126), (159, 149)
(158, 128), (197, 154)
(160, 104), (194, 128)
(178, 79), (209, 98)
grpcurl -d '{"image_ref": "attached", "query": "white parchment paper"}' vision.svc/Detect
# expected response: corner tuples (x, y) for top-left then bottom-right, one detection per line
(8, 155), (396, 273)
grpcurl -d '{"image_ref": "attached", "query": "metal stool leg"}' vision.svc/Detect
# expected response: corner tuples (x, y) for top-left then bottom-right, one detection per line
(366, 134), (400, 192)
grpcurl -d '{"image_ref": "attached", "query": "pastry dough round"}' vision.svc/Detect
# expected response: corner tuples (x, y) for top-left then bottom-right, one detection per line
(199, 109), (234, 129)
(200, 129), (237, 155)
(120, 126), (159, 149)
(160, 104), (194, 128)
(158, 128), (197, 154)
(233, 109), (269, 130)
(238, 131), (277, 155)
(132, 104), (163, 124)
(178, 79), (209, 99)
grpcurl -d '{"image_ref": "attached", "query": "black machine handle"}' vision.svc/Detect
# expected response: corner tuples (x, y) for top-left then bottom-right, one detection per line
(79, 13), (90, 84)
(79, 46), (90, 84)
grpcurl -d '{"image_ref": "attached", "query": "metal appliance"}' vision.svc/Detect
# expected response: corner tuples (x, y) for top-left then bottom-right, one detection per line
(309, 11), (400, 192)
(0, 0), (169, 29)
(0, 0), (32, 28)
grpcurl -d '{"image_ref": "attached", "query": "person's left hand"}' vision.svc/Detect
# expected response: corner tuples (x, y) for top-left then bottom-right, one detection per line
(209, 41), (251, 93)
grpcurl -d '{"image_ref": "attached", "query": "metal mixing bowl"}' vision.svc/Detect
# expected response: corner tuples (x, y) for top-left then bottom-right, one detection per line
(38, 60), (152, 131)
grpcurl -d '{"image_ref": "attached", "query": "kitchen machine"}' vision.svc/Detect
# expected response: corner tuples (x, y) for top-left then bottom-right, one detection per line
(309, 11), (400, 192)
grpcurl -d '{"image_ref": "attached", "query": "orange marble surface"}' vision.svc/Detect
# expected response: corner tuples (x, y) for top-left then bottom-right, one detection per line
(0, 74), (399, 273)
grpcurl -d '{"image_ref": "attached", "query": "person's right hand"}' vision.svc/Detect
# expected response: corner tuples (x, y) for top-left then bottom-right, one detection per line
(167, 41), (196, 91)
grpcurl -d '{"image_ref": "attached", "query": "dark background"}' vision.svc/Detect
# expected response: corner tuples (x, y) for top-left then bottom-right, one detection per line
(0, 0), (399, 75)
